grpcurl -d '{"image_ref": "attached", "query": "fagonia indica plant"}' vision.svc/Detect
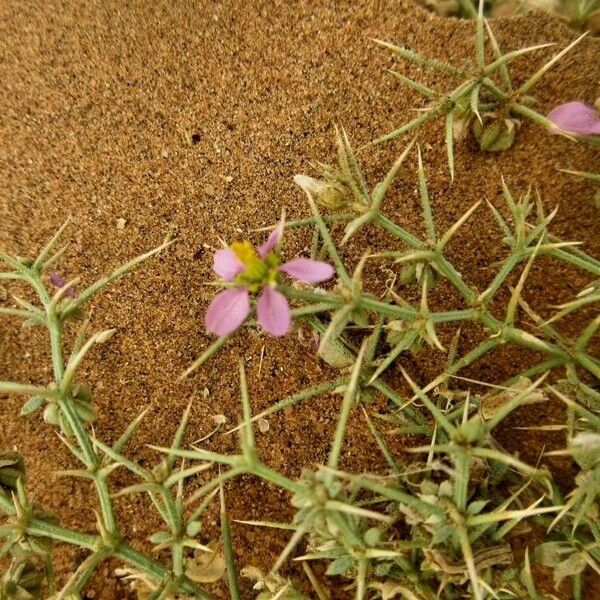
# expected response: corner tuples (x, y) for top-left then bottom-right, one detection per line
(2, 3), (600, 599)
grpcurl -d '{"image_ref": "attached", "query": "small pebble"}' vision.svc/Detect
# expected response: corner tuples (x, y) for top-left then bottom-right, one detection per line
(116, 217), (126, 230)
(258, 418), (270, 433)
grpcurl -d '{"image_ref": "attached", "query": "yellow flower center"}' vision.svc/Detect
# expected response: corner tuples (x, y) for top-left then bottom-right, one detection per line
(231, 241), (259, 267)
(230, 240), (281, 292)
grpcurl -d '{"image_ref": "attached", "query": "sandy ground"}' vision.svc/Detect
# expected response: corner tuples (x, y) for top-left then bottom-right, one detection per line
(1, 0), (599, 597)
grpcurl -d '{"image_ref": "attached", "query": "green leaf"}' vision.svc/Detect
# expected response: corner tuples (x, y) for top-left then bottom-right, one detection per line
(326, 555), (353, 576)
(570, 432), (600, 470)
(554, 552), (587, 588)
(148, 531), (172, 545)
(467, 500), (489, 516)
(20, 395), (45, 416)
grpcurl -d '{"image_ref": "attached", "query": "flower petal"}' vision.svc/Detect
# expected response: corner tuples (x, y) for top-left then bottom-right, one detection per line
(49, 271), (77, 298)
(213, 248), (244, 281)
(257, 287), (291, 337)
(49, 271), (67, 289)
(280, 258), (335, 283)
(205, 288), (250, 336)
(258, 218), (285, 259)
(547, 101), (600, 136)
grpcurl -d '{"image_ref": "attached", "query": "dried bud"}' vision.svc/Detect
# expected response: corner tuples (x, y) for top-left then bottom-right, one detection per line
(452, 416), (486, 446)
(400, 262), (438, 287)
(452, 96), (474, 142)
(480, 377), (546, 420)
(320, 181), (351, 210)
(72, 383), (92, 403)
(472, 115), (517, 152)
(294, 174), (351, 211)
(43, 403), (60, 426)
(72, 396), (96, 423)
(1, 560), (44, 600)
(0, 453), (26, 492)
(151, 461), (170, 483)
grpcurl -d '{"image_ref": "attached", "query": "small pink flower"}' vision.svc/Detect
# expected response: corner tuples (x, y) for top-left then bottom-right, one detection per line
(205, 222), (334, 338)
(49, 271), (77, 298)
(547, 101), (600, 136)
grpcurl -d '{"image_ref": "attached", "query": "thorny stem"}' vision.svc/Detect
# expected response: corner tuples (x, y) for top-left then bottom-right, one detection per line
(328, 343), (368, 476)
(28, 267), (115, 529)
(454, 451), (471, 513)
(0, 491), (211, 598)
(0, 243), (213, 598)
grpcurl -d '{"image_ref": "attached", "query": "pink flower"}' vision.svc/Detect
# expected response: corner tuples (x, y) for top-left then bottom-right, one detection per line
(547, 101), (600, 136)
(49, 271), (77, 298)
(205, 223), (334, 337)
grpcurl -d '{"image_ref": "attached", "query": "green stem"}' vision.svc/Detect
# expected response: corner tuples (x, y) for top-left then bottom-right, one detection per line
(220, 487), (241, 600)
(116, 543), (210, 598)
(328, 344), (366, 473)
(572, 352), (600, 380)
(375, 214), (423, 249)
(358, 296), (417, 319)
(454, 451), (470, 512)
(57, 398), (97, 468)
(47, 313), (65, 381)
(533, 246), (600, 276)
(63, 551), (108, 595)
(435, 256), (477, 304)
(95, 476), (118, 535)
(280, 286), (344, 306)
(0, 382), (57, 397)
(431, 308), (479, 323)
(250, 462), (305, 496)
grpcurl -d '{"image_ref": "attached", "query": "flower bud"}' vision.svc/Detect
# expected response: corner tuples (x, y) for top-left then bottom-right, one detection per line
(1, 560), (44, 600)
(43, 403), (60, 426)
(400, 263), (418, 285)
(472, 115), (517, 152)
